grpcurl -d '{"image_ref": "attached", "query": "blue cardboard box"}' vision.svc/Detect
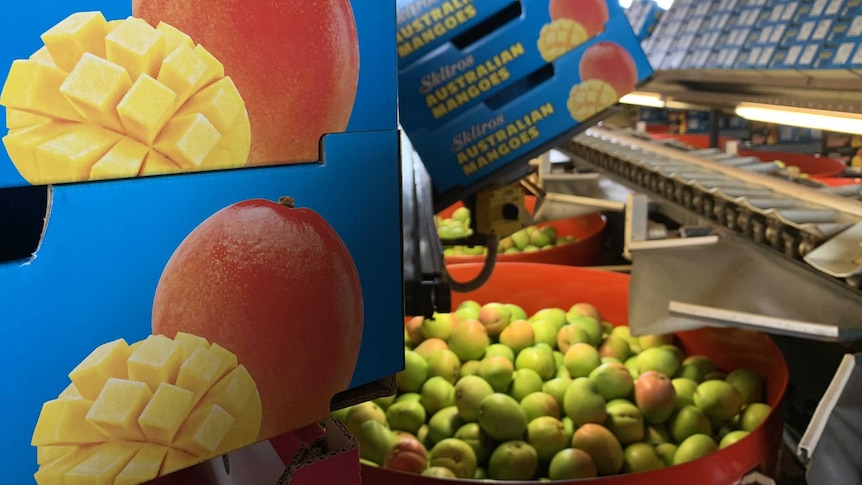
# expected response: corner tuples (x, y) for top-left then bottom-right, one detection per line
(840, 0), (862, 16)
(783, 44), (805, 65)
(756, 45), (779, 67)
(797, 42), (825, 67)
(395, 0), (516, 68)
(826, 15), (862, 43)
(406, 17), (652, 197)
(725, 47), (746, 68)
(766, 2), (789, 23)
(397, 0), (625, 133)
(825, 0), (859, 17)
(766, 46), (791, 68)
(735, 7), (766, 27)
(847, 41), (862, 68)
(0, 3), (397, 189)
(779, 1), (801, 23)
(812, 45), (837, 68)
(754, 25), (777, 45)
(812, 0), (835, 17)
(0, 1), (403, 484)
(716, 0), (744, 12)
(626, 0), (665, 41)
(395, 0), (625, 69)
(769, 23), (789, 44)
(811, 17), (838, 42)
(829, 41), (858, 66)
(791, 19), (819, 43)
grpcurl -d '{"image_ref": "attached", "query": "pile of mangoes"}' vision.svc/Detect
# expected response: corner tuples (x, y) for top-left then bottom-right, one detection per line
(437, 207), (576, 257)
(333, 299), (771, 480)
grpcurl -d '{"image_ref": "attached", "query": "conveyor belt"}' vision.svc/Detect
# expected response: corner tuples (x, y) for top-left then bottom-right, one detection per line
(558, 127), (862, 288)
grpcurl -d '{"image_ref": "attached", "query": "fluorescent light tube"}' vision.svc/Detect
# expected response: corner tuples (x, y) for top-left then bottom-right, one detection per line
(736, 103), (862, 135)
(619, 91), (665, 108)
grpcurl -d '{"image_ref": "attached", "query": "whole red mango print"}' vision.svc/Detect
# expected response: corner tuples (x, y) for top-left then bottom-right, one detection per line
(133, 0), (360, 165)
(579, 42), (638, 96)
(549, 0), (610, 37)
(152, 197), (364, 439)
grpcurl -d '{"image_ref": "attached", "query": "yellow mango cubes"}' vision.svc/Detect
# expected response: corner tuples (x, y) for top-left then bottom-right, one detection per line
(567, 79), (619, 122)
(0, 11), (250, 185)
(537, 19), (590, 63)
(32, 333), (261, 485)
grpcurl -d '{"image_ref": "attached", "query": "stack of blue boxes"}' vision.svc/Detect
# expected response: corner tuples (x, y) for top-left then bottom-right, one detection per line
(396, 0), (654, 199)
(645, 0), (862, 72)
(625, 0), (666, 41)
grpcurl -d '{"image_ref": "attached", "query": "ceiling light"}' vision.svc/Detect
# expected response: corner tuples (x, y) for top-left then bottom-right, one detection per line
(619, 91), (665, 108)
(735, 103), (862, 135)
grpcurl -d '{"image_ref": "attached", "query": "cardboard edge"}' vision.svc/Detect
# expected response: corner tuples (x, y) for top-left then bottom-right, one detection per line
(278, 418), (359, 485)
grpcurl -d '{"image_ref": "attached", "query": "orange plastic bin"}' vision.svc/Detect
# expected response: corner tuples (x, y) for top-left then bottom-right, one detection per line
(437, 196), (607, 267)
(645, 134), (846, 178)
(365, 263), (788, 485)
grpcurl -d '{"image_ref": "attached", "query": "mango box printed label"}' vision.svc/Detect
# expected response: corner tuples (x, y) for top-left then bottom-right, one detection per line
(0, 130), (403, 485)
(407, 17), (652, 196)
(0, 0), (397, 189)
(395, 0), (623, 68)
(397, 0), (626, 132)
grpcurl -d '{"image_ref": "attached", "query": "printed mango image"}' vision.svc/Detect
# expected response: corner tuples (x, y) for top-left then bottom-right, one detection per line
(31, 333), (261, 485)
(0, 12), (250, 185)
(567, 79), (619, 122)
(568, 42), (639, 122)
(537, 19), (589, 63)
(537, 0), (611, 63)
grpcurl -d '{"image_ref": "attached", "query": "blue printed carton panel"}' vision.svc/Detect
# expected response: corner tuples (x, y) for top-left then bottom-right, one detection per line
(811, 17), (839, 42)
(682, 48), (713, 69)
(797, 42), (826, 67)
(728, 27), (760, 47)
(395, 0), (624, 69)
(778, 1), (802, 23)
(812, 45), (838, 68)
(716, 0), (744, 12)
(847, 41), (862, 67)
(766, 46), (791, 67)
(827, 41), (859, 66)
(813, 0), (836, 17)
(735, 47), (761, 68)
(755, 45), (780, 67)
(782, 18), (838, 45)
(767, 23), (789, 44)
(792, 0), (828, 21)
(826, 15), (862, 43)
(777, 43), (805, 66)
(734, 7), (767, 27)
(0, 1), (397, 190)
(0, 1), (405, 484)
(397, 4), (628, 133)
(723, 47), (745, 68)
(629, 1), (665, 41)
(825, 0), (862, 17)
(396, 0), (512, 67)
(0, 130), (404, 485)
(405, 21), (652, 197)
(753, 24), (779, 45)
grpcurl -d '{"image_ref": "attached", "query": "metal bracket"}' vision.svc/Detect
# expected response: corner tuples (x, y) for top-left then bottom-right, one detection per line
(623, 193), (718, 260)
(531, 193), (625, 224)
(797, 353), (862, 485)
(662, 301), (857, 341)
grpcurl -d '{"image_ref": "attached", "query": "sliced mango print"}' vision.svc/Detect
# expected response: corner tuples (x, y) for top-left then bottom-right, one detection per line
(0, 12), (250, 185)
(567, 79), (619, 122)
(32, 333), (261, 485)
